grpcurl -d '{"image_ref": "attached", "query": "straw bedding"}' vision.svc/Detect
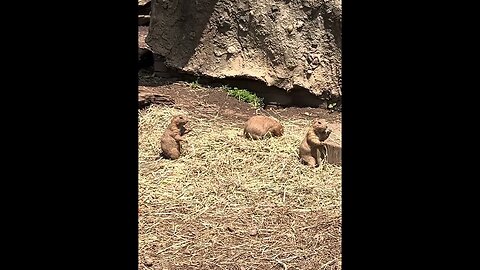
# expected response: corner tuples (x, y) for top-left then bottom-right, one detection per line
(139, 106), (342, 270)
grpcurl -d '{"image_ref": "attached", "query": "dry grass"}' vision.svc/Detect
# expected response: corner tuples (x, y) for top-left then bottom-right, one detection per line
(139, 106), (342, 270)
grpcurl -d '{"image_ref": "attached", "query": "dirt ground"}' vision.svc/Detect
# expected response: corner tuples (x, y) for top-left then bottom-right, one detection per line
(139, 76), (341, 145)
(138, 27), (342, 270)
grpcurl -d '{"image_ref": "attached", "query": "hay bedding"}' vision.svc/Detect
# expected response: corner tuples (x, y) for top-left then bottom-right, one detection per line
(139, 106), (342, 270)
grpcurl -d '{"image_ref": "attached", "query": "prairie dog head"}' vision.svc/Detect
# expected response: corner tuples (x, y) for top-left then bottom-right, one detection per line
(271, 122), (284, 136)
(312, 118), (331, 140)
(171, 115), (189, 127)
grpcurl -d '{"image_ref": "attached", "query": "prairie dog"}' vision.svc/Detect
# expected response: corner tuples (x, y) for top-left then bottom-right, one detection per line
(298, 118), (332, 167)
(160, 115), (191, 160)
(243, 115), (284, 140)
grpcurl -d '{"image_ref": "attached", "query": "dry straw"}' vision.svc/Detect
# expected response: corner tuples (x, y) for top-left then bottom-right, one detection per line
(139, 105), (342, 270)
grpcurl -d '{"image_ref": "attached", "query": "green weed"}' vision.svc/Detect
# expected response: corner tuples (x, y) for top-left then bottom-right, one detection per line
(223, 86), (264, 108)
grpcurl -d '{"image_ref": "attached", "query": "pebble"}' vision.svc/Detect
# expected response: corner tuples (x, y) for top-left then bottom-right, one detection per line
(227, 46), (237, 54)
(144, 257), (153, 267)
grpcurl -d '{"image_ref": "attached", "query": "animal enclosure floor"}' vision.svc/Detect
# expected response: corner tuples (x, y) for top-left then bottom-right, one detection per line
(138, 73), (342, 270)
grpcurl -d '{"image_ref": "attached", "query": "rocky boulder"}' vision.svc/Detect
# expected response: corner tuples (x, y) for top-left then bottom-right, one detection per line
(147, 0), (341, 99)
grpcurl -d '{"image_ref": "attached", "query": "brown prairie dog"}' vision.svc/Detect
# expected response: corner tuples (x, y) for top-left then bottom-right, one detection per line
(298, 118), (332, 167)
(160, 115), (191, 160)
(243, 115), (284, 140)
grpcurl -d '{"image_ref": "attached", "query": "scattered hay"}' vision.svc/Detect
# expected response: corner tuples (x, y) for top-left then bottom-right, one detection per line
(139, 105), (342, 270)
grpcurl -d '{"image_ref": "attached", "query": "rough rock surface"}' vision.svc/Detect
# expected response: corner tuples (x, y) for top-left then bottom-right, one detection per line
(147, 0), (342, 98)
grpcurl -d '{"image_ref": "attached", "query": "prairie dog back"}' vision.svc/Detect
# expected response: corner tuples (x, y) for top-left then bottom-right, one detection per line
(243, 115), (284, 140)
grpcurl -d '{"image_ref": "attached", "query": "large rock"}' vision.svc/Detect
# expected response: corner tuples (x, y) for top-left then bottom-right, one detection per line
(147, 0), (342, 98)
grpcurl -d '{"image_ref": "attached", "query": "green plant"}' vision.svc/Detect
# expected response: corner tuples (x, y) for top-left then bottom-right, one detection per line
(189, 78), (201, 89)
(223, 86), (264, 108)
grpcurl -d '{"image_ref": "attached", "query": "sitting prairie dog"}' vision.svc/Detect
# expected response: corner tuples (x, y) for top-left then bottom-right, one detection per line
(298, 118), (332, 167)
(160, 115), (191, 160)
(243, 115), (284, 140)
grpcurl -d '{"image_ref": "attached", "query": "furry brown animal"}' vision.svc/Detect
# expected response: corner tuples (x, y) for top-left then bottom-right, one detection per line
(160, 115), (191, 160)
(298, 118), (332, 167)
(243, 115), (284, 140)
